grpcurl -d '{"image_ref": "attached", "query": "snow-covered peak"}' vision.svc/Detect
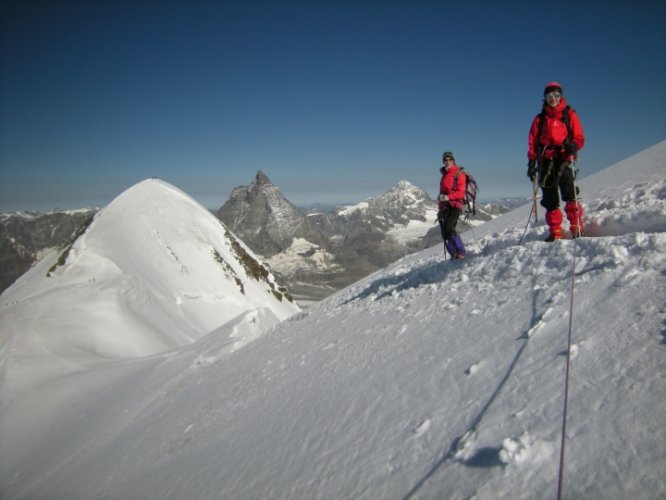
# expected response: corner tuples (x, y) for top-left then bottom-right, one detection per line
(336, 179), (433, 218)
(0, 178), (298, 382)
(393, 179), (418, 192)
(373, 179), (430, 207)
(336, 200), (370, 216)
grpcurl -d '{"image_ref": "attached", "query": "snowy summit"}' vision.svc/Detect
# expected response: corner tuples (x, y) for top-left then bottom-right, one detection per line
(1, 142), (665, 499)
(0, 178), (298, 370)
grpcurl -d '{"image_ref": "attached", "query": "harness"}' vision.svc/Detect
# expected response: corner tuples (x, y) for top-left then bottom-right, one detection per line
(536, 105), (574, 189)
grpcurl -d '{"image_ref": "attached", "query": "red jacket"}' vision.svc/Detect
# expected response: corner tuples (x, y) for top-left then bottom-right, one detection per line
(527, 97), (585, 161)
(438, 164), (466, 210)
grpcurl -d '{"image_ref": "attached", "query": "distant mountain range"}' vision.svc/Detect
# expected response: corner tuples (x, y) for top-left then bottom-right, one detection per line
(215, 171), (513, 303)
(0, 174), (516, 302)
(0, 209), (97, 293)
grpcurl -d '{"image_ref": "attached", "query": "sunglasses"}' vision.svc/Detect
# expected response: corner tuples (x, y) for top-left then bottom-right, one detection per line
(444, 157), (454, 162)
(546, 92), (562, 100)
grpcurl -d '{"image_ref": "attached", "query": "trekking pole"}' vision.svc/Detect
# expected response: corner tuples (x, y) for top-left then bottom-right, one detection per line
(531, 177), (539, 223)
(436, 210), (448, 260)
(518, 202), (535, 245)
(519, 176), (539, 245)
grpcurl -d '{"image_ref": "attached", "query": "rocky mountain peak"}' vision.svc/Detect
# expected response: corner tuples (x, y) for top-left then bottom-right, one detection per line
(383, 180), (430, 201)
(217, 172), (326, 257)
(365, 180), (434, 222)
(254, 171), (272, 187)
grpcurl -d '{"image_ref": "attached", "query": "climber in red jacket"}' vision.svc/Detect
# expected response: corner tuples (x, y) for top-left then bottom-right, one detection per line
(527, 82), (586, 241)
(437, 151), (466, 259)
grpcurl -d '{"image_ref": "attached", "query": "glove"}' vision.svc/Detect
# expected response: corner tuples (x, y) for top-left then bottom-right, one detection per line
(438, 193), (449, 202)
(527, 160), (537, 181)
(564, 141), (578, 157)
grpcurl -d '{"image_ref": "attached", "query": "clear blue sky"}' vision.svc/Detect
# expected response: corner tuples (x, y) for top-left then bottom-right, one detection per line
(1, 0), (665, 212)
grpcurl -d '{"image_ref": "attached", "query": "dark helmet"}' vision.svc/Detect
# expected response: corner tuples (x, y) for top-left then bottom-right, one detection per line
(544, 81), (563, 95)
(442, 151), (455, 163)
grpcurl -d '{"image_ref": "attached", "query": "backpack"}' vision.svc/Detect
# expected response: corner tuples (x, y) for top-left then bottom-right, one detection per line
(453, 168), (478, 216)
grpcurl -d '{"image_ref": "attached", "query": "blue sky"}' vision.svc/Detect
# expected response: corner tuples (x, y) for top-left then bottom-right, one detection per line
(1, 0), (665, 212)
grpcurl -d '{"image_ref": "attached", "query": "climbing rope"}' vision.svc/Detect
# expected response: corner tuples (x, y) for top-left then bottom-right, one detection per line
(462, 212), (485, 254)
(557, 234), (577, 500)
(557, 161), (580, 500)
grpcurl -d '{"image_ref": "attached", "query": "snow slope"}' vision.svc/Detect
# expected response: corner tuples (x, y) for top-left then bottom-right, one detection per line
(1, 142), (665, 499)
(0, 179), (298, 387)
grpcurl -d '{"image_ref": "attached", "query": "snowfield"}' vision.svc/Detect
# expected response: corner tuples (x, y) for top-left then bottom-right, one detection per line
(1, 141), (665, 499)
(266, 237), (343, 275)
(387, 207), (439, 245)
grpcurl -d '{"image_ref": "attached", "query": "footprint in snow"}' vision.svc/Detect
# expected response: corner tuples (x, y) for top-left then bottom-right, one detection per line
(524, 307), (556, 338)
(526, 321), (545, 338)
(465, 362), (481, 375)
(192, 355), (217, 368)
(499, 432), (556, 466)
(412, 418), (431, 438)
(499, 432), (531, 465)
(559, 342), (583, 358)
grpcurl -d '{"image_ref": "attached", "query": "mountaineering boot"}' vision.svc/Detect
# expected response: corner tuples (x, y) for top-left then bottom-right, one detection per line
(545, 209), (563, 242)
(565, 200), (584, 238)
(451, 234), (466, 259)
(445, 239), (457, 259)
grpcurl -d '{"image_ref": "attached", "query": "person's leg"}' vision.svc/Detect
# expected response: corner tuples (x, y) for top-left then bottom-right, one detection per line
(544, 208), (563, 241)
(560, 165), (584, 237)
(451, 233), (465, 259)
(540, 159), (563, 241)
(440, 208), (462, 257)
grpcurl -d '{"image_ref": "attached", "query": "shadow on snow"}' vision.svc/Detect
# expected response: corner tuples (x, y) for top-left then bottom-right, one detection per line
(341, 258), (462, 304)
(402, 274), (544, 499)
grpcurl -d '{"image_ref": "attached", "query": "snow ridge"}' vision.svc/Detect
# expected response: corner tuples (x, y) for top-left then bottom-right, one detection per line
(0, 179), (299, 381)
